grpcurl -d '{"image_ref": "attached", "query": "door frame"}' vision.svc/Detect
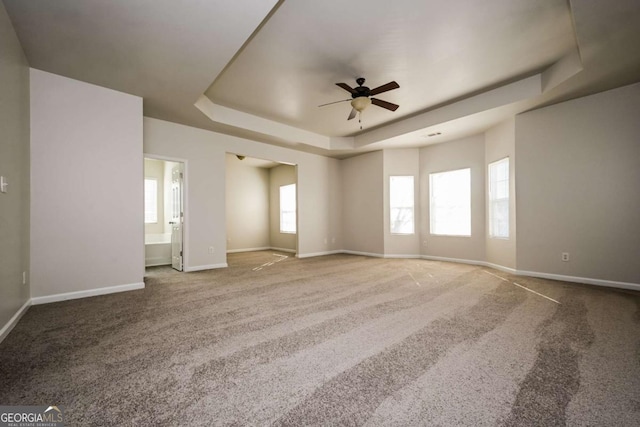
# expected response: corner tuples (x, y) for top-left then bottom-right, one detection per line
(143, 154), (189, 271)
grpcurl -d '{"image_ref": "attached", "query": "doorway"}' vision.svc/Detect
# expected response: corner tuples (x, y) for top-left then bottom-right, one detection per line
(225, 153), (298, 256)
(144, 157), (186, 271)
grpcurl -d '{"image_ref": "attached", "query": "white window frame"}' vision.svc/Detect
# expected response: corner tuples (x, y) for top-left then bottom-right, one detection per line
(279, 183), (296, 234)
(429, 168), (471, 236)
(389, 176), (415, 235)
(488, 157), (509, 239)
(144, 178), (158, 224)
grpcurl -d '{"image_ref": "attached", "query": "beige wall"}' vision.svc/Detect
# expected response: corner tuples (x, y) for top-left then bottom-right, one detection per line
(143, 117), (343, 268)
(485, 119), (516, 269)
(420, 135), (486, 262)
(0, 3), (30, 332)
(515, 82), (640, 284)
(383, 148), (421, 256)
(30, 69), (144, 298)
(226, 154), (270, 251)
(269, 164), (297, 252)
(144, 158), (165, 235)
(342, 151), (384, 255)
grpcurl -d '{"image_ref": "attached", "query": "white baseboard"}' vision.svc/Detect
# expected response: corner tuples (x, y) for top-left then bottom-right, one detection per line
(184, 263), (228, 272)
(422, 255), (486, 266)
(421, 255), (639, 291)
(484, 262), (517, 274)
(31, 282), (145, 305)
(227, 247), (271, 254)
(384, 254), (423, 259)
(297, 250), (342, 259)
(0, 299), (31, 344)
(270, 247), (297, 254)
(342, 250), (385, 258)
(516, 269), (640, 292)
(227, 247), (296, 254)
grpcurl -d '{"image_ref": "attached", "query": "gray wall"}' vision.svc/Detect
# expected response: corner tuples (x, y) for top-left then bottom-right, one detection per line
(342, 151), (384, 255)
(0, 2), (30, 331)
(30, 69), (144, 298)
(226, 154), (270, 251)
(420, 135), (486, 262)
(269, 164), (297, 252)
(144, 117), (343, 266)
(515, 82), (640, 284)
(485, 118), (516, 269)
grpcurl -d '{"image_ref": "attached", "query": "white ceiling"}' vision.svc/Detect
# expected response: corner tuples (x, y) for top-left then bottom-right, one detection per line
(206, 0), (575, 137)
(4, 0), (640, 156)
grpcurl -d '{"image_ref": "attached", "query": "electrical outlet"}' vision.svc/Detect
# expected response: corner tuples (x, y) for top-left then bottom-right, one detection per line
(22, 271), (26, 285)
(562, 252), (570, 262)
(208, 246), (215, 254)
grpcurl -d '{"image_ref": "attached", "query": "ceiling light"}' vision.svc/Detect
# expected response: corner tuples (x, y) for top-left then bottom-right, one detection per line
(350, 96), (371, 112)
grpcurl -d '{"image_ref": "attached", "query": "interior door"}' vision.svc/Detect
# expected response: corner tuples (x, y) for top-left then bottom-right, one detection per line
(170, 164), (184, 271)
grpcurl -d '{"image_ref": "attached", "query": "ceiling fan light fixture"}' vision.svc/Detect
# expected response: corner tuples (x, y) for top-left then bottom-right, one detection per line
(351, 96), (371, 112)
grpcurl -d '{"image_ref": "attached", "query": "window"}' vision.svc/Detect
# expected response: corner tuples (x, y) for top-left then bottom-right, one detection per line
(390, 176), (414, 234)
(144, 178), (158, 223)
(280, 183), (296, 233)
(429, 168), (471, 236)
(489, 158), (509, 238)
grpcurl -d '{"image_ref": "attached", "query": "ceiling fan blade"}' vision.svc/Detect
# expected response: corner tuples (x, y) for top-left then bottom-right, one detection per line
(318, 99), (351, 107)
(336, 82), (356, 94)
(369, 81), (400, 96)
(371, 98), (399, 111)
(347, 107), (357, 120)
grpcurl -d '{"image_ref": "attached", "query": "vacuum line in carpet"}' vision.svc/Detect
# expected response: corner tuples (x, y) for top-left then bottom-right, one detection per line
(483, 270), (560, 304)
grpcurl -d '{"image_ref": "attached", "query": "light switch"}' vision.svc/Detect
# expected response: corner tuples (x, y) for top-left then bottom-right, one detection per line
(0, 176), (7, 193)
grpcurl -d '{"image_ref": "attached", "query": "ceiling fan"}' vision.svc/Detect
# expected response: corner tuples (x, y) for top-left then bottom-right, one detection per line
(320, 77), (400, 127)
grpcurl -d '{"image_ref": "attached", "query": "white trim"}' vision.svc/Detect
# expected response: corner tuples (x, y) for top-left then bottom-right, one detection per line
(422, 255), (639, 291)
(184, 263), (228, 272)
(516, 270), (640, 292)
(484, 262), (517, 274)
(296, 250), (342, 259)
(227, 247), (271, 254)
(31, 282), (145, 305)
(270, 246), (297, 254)
(0, 299), (31, 344)
(384, 254), (422, 259)
(342, 250), (385, 258)
(226, 247), (297, 254)
(421, 255), (485, 266)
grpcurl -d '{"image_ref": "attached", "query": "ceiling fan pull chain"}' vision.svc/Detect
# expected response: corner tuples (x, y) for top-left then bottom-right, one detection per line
(359, 111), (363, 130)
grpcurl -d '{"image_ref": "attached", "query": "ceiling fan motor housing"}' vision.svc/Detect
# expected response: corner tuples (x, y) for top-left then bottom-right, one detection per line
(352, 77), (370, 98)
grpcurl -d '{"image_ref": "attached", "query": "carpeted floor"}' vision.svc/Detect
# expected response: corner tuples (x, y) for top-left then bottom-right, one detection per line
(1, 252), (639, 426)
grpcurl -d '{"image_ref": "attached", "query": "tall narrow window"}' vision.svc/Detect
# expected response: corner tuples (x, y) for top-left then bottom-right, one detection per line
(280, 183), (296, 233)
(390, 176), (414, 234)
(144, 178), (158, 223)
(489, 158), (509, 238)
(429, 168), (471, 236)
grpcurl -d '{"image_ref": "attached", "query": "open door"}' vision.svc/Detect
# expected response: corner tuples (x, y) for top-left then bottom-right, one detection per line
(170, 164), (184, 271)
